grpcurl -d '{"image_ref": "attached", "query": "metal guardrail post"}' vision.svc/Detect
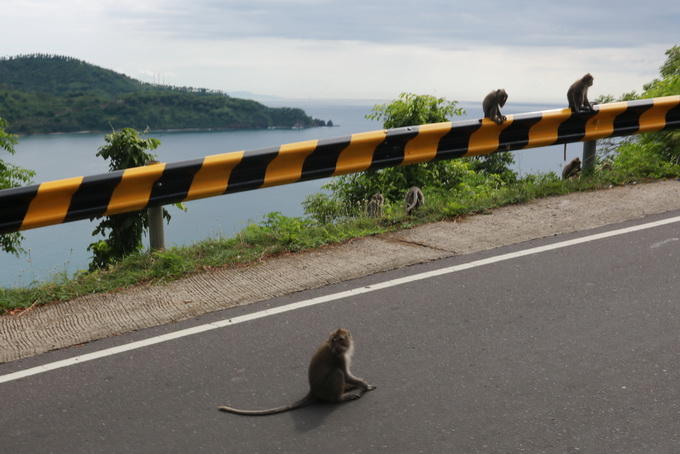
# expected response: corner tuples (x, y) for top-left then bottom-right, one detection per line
(145, 161), (165, 251)
(582, 141), (597, 175)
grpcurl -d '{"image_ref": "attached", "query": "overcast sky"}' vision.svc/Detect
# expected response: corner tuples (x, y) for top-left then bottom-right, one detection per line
(3, 0), (678, 104)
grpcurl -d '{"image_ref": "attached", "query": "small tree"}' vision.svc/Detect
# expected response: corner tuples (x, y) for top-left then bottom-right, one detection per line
(610, 45), (680, 176)
(320, 93), (515, 209)
(366, 92), (516, 182)
(365, 92), (464, 129)
(0, 118), (35, 255)
(321, 93), (467, 206)
(88, 128), (169, 270)
(639, 45), (680, 165)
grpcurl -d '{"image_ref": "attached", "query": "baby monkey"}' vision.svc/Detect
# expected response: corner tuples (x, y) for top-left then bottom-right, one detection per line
(219, 328), (376, 416)
(562, 157), (581, 180)
(483, 89), (508, 125)
(366, 192), (384, 218)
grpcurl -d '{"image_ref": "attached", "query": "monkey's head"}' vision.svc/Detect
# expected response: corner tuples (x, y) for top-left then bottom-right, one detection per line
(582, 73), (594, 87)
(328, 328), (353, 355)
(497, 89), (508, 107)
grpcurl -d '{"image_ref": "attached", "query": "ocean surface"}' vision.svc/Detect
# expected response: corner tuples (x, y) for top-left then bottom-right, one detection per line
(1, 99), (578, 287)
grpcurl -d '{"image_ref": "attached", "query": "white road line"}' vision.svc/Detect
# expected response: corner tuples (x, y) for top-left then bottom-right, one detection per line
(2, 215), (679, 385)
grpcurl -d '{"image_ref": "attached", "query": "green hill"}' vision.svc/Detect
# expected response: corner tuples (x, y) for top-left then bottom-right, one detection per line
(0, 54), (324, 134)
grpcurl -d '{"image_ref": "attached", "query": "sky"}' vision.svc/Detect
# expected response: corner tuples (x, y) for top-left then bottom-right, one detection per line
(2, 0), (678, 104)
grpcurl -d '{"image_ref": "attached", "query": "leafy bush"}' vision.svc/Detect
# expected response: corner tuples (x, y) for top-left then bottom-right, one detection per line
(365, 92), (464, 129)
(606, 45), (680, 179)
(304, 92), (517, 221)
(612, 141), (680, 178)
(0, 117), (35, 255)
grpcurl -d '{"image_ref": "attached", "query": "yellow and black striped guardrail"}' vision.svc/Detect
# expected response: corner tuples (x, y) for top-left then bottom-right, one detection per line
(1, 95), (678, 234)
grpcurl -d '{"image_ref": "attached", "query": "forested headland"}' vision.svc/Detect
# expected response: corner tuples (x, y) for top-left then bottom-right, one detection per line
(0, 54), (326, 134)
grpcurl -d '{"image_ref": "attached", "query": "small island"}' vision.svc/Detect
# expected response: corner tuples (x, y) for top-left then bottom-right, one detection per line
(0, 54), (326, 135)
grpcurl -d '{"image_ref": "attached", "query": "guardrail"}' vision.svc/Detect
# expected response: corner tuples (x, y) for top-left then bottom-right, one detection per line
(1, 95), (679, 235)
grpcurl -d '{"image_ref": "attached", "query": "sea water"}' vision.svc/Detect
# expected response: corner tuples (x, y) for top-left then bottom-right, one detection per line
(0, 99), (573, 287)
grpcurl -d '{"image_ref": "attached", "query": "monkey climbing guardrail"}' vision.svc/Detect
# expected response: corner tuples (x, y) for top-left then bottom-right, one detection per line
(0, 95), (679, 235)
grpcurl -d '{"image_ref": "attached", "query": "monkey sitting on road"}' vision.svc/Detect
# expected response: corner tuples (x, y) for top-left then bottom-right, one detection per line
(219, 328), (376, 416)
(567, 73), (594, 113)
(562, 157), (581, 180)
(404, 186), (425, 215)
(366, 192), (384, 218)
(482, 89), (508, 125)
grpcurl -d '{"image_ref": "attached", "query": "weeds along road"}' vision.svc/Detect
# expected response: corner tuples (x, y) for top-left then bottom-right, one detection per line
(1, 208), (680, 453)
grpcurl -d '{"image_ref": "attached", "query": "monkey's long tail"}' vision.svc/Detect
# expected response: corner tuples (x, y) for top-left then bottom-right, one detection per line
(405, 189), (424, 215)
(405, 197), (417, 215)
(218, 394), (316, 416)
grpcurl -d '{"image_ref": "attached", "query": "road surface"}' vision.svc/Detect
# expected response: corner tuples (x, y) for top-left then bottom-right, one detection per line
(1, 210), (679, 453)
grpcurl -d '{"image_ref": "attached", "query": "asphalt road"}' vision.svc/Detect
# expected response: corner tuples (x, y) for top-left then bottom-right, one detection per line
(1, 211), (680, 453)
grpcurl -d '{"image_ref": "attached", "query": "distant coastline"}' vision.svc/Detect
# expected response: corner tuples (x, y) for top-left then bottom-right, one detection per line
(21, 123), (336, 137)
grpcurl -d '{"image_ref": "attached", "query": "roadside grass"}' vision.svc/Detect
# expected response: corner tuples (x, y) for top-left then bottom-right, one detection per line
(0, 169), (670, 314)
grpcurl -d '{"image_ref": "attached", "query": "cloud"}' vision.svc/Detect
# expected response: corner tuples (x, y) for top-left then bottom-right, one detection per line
(111, 37), (664, 103)
(1, 0), (677, 102)
(95, 0), (679, 48)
